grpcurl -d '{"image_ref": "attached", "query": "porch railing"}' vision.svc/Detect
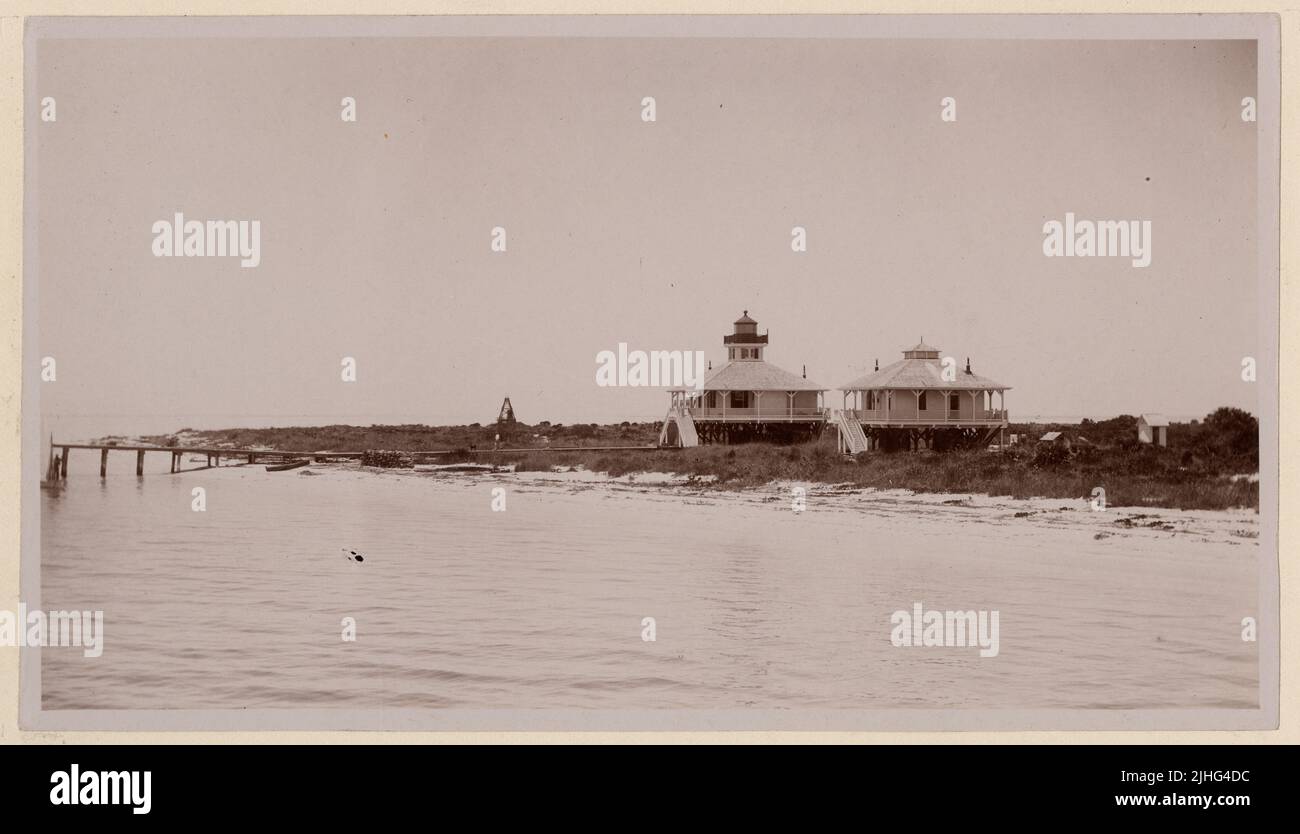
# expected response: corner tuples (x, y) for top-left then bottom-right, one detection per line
(842, 408), (1009, 423)
(686, 406), (826, 420)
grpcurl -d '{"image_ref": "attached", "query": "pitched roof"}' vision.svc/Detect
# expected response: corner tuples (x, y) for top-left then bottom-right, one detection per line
(676, 359), (825, 391)
(734, 311), (757, 325)
(1139, 413), (1169, 427)
(842, 357), (1010, 391)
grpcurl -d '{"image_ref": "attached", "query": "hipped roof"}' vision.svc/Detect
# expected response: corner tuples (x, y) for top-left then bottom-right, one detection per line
(671, 360), (825, 392)
(842, 357), (1010, 391)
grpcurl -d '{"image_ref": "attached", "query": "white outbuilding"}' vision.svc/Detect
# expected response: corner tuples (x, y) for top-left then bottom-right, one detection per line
(1137, 413), (1169, 447)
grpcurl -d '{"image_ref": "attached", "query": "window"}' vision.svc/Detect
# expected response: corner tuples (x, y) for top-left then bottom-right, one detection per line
(728, 349), (736, 361)
(919, 391), (928, 409)
(729, 390), (748, 409)
(949, 393), (959, 411)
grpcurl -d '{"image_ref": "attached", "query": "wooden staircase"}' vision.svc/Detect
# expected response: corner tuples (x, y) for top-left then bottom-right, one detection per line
(835, 409), (869, 454)
(658, 406), (700, 448)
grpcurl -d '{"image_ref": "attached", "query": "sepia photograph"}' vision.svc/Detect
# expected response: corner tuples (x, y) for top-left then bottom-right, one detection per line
(15, 13), (1279, 734)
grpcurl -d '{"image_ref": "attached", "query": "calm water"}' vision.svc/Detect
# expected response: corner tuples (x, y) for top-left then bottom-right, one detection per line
(40, 454), (1259, 711)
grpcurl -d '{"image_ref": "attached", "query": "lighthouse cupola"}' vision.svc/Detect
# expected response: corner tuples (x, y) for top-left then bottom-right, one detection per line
(723, 310), (768, 361)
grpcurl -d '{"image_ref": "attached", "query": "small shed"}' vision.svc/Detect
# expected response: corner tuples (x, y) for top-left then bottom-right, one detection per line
(1039, 431), (1071, 451)
(1137, 413), (1169, 447)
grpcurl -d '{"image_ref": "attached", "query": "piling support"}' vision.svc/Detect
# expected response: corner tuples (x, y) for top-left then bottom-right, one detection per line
(136, 450), (145, 476)
(60, 448), (69, 478)
(100, 449), (108, 477)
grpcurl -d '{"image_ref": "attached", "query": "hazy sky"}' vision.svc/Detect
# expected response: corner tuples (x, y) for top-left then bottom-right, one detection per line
(34, 35), (1259, 431)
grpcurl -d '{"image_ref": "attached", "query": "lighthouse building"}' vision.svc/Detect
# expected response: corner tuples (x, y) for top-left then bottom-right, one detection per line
(660, 312), (826, 446)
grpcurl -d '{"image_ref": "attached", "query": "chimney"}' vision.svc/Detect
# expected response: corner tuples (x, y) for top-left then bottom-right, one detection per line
(874, 359), (879, 371)
(802, 365), (806, 379)
(965, 357), (972, 374)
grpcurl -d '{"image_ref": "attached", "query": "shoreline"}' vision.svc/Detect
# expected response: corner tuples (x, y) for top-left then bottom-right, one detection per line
(166, 457), (1262, 541)
(80, 412), (1261, 513)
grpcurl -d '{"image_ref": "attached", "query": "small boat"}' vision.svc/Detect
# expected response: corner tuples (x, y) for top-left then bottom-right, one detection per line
(265, 460), (310, 472)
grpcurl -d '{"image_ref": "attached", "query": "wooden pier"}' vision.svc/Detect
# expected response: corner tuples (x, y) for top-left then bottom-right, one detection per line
(46, 442), (358, 481)
(44, 441), (664, 481)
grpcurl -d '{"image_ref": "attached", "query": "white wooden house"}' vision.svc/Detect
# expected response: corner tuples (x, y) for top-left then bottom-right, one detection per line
(836, 342), (1011, 452)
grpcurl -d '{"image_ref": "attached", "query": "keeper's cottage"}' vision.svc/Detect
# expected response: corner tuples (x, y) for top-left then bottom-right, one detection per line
(835, 341), (1011, 452)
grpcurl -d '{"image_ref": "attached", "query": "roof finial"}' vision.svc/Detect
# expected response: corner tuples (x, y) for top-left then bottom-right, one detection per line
(743, 310), (748, 317)
(965, 357), (972, 374)
(802, 364), (806, 379)
(874, 358), (879, 371)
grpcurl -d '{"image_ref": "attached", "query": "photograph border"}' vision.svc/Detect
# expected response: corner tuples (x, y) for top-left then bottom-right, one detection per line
(0, 3), (1289, 742)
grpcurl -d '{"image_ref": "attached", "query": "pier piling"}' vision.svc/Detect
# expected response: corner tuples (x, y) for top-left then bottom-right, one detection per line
(100, 449), (108, 477)
(136, 450), (145, 476)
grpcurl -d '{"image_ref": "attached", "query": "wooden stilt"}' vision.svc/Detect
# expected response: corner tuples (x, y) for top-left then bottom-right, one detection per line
(100, 448), (108, 477)
(60, 448), (69, 478)
(136, 450), (145, 476)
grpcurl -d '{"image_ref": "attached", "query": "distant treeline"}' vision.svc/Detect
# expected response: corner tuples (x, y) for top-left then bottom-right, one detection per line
(1010, 408), (1259, 474)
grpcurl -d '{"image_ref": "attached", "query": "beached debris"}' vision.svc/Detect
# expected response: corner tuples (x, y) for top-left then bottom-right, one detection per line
(360, 449), (413, 468)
